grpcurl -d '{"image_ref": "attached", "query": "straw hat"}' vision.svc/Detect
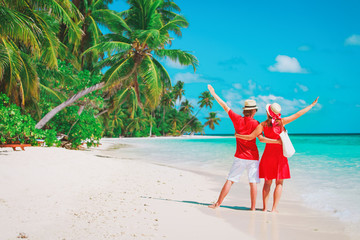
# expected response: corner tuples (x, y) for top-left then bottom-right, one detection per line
(266, 103), (281, 116)
(243, 99), (258, 110)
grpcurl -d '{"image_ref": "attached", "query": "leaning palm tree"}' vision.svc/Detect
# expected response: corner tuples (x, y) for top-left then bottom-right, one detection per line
(35, 0), (198, 129)
(204, 112), (221, 130)
(180, 90), (214, 134)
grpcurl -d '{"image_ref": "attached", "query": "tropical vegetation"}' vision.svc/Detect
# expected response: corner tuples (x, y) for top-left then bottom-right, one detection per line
(0, 0), (221, 149)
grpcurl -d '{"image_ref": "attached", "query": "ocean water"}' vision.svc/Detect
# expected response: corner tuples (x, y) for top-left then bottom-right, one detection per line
(103, 135), (360, 226)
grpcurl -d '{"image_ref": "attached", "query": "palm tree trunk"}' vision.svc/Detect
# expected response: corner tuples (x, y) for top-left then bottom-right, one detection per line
(149, 112), (153, 137)
(35, 62), (139, 129)
(180, 107), (202, 134)
(95, 109), (108, 118)
(35, 82), (105, 129)
(162, 107), (166, 136)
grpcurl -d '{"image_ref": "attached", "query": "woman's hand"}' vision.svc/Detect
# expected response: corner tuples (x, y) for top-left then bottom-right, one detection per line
(208, 84), (215, 95)
(311, 97), (319, 107)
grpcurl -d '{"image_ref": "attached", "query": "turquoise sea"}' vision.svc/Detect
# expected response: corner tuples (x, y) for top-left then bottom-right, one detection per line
(103, 135), (360, 226)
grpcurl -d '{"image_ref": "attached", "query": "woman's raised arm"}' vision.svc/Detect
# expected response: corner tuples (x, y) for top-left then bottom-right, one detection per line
(282, 97), (319, 125)
(235, 123), (264, 140)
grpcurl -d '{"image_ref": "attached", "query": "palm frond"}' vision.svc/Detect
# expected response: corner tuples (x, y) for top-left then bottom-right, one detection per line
(140, 56), (162, 109)
(155, 49), (198, 72)
(81, 41), (132, 58)
(151, 58), (171, 89)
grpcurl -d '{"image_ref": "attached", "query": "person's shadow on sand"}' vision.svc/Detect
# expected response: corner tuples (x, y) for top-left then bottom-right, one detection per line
(141, 196), (262, 211)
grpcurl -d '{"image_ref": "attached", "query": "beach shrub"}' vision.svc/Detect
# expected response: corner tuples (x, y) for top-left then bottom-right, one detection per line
(68, 109), (103, 148)
(0, 93), (61, 146)
(0, 93), (37, 144)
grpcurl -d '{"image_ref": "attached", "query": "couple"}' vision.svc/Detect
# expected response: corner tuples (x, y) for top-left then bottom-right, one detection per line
(207, 84), (318, 212)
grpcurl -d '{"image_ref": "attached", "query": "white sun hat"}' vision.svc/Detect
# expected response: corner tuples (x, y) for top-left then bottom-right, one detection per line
(266, 103), (281, 117)
(243, 99), (258, 110)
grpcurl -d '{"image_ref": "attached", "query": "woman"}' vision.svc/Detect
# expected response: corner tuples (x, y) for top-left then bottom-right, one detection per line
(235, 97), (319, 212)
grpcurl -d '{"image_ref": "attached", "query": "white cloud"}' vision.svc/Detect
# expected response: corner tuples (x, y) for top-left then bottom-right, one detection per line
(224, 93), (321, 116)
(244, 80), (256, 95)
(254, 95), (322, 115)
(221, 88), (243, 111)
(268, 55), (307, 73)
(345, 34), (360, 46)
(298, 45), (311, 51)
(164, 57), (186, 69)
(174, 72), (210, 83)
(296, 83), (309, 92)
(232, 83), (242, 89)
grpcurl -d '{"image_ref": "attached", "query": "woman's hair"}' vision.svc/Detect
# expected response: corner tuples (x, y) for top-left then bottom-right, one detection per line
(264, 114), (283, 128)
(243, 109), (257, 117)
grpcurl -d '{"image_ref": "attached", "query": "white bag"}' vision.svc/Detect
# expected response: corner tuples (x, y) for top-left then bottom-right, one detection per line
(279, 130), (295, 158)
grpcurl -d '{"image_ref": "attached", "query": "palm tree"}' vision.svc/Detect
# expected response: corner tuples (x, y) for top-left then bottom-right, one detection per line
(0, 0), (83, 108)
(179, 99), (193, 114)
(189, 118), (204, 135)
(180, 90), (214, 134)
(103, 108), (127, 137)
(125, 111), (149, 136)
(204, 112), (221, 130)
(172, 80), (184, 108)
(35, 0), (198, 129)
(70, 0), (128, 70)
(166, 109), (185, 135)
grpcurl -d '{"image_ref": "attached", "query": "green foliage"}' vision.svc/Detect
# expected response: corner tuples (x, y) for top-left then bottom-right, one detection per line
(0, 93), (60, 146)
(39, 61), (104, 148)
(68, 109), (102, 148)
(0, 0), (219, 150)
(0, 93), (37, 144)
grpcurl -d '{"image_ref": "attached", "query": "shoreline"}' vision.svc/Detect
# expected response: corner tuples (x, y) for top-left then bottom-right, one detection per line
(99, 137), (359, 239)
(0, 140), (357, 240)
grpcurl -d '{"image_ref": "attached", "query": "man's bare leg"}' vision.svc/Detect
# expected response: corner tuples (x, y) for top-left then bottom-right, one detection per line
(249, 182), (257, 210)
(208, 180), (234, 208)
(271, 179), (283, 213)
(262, 180), (272, 211)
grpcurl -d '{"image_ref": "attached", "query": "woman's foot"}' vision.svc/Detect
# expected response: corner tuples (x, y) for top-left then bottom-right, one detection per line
(208, 203), (220, 209)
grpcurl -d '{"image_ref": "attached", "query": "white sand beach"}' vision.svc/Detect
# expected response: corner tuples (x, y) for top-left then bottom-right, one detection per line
(0, 139), (356, 240)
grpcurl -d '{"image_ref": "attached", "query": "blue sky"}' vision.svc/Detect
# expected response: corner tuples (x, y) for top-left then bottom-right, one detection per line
(109, 0), (360, 134)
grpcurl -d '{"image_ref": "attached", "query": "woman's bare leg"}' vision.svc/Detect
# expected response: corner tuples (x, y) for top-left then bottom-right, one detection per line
(262, 180), (272, 211)
(271, 179), (284, 212)
(209, 180), (234, 208)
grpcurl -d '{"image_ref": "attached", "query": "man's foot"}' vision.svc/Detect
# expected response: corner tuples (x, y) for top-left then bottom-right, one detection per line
(271, 209), (279, 213)
(208, 203), (220, 209)
(250, 207), (256, 211)
(262, 208), (267, 212)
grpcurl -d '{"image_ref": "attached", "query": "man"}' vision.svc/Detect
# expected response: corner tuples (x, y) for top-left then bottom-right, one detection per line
(207, 84), (280, 210)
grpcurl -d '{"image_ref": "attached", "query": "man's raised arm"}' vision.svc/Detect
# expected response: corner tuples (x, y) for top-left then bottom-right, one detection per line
(208, 84), (230, 113)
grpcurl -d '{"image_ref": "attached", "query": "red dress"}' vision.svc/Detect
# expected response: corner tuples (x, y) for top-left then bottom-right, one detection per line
(259, 124), (291, 180)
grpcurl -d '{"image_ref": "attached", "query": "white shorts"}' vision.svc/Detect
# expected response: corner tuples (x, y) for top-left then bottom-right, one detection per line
(227, 157), (260, 183)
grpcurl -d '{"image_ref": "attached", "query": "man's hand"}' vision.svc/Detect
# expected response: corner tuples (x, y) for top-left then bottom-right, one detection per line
(208, 84), (215, 95)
